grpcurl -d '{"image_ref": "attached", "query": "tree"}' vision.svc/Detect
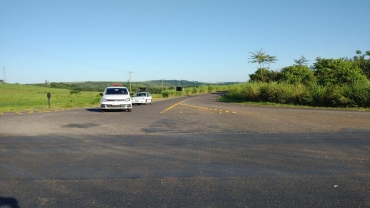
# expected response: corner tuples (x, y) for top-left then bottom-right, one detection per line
(248, 49), (268, 68)
(313, 58), (367, 85)
(294, 55), (309, 66)
(351, 50), (370, 79)
(248, 49), (277, 81)
(266, 55), (278, 69)
(278, 65), (316, 85)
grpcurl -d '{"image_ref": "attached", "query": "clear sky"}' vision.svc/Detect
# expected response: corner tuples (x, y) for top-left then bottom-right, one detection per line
(1, 0), (369, 84)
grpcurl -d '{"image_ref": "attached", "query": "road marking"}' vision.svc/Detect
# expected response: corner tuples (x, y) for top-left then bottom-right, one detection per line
(160, 99), (187, 113)
(0, 108), (70, 116)
(170, 103), (237, 115)
(159, 98), (236, 114)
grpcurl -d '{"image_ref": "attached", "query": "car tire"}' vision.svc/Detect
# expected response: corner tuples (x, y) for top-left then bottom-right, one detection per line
(128, 109), (132, 112)
(101, 109), (105, 112)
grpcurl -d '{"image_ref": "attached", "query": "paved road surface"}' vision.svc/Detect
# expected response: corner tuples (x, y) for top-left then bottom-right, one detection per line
(0, 93), (369, 207)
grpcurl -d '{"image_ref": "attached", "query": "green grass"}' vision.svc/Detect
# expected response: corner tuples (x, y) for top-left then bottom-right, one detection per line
(0, 83), (189, 113)
(0, 84), (101, 113)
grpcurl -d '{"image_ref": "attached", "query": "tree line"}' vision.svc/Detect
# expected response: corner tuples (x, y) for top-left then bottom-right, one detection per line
(32, 80), (233, 94)
(248, 49), (370, 85)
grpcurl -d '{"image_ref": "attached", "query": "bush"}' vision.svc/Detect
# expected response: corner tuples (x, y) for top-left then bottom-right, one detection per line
(184, 88), (191, 95)
(313, 58), (367, 85)
(279, 65), (316, 85)
(198, 86), (207, 93)
(342, 81), (370, 107)
(70, 89), (81, 95)
(222, 81), (370, 108)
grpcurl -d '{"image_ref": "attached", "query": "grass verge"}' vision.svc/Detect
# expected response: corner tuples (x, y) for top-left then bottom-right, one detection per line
(0, 84), (101, 113)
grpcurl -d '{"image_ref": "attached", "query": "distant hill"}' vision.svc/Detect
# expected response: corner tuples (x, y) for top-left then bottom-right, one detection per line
(30, 80), (241, 93)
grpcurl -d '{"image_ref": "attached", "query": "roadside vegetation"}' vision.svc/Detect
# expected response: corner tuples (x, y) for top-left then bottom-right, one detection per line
(221, 81), (370, 108)
(161, 85), (231, 98)
(220, 49), (370, 109)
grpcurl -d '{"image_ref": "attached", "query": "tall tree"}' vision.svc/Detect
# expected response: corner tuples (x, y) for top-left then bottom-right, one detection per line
(266, 55), (278, 69)
(248, 49), (268, 68)
(248, 49), (277, 81)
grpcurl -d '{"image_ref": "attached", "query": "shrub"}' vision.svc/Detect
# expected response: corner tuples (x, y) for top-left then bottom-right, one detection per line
(161, 91), (169, 98)
(198, 86), (207, 93)
(342, 81), (370, 107)
(70, 89), (81, 95)
(313, 58), (367, 85)
(279, 65), (316, 85)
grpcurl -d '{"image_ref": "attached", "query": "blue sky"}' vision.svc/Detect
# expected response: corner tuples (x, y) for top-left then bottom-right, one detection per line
(1, 0), (369, 84)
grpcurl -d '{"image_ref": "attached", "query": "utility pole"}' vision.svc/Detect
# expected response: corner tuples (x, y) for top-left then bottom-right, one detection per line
(128, 71), (133, 92)
(3, 67), (6, 83)
(162, 79), (164, 92)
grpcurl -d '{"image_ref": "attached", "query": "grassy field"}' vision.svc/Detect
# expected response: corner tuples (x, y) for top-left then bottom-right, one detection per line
(0, 84), (101, 113)
(0, 83), (192, 113)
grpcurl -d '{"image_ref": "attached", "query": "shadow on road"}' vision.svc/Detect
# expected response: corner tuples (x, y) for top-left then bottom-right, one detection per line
(85, 108), (101, 113)
(0, 196), (20, 208)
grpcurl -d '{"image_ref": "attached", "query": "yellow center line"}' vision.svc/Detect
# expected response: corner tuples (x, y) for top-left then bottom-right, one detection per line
(160, 99), (236, 114)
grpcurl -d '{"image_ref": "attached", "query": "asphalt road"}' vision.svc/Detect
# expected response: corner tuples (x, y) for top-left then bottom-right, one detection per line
(0, 93), (369, 207)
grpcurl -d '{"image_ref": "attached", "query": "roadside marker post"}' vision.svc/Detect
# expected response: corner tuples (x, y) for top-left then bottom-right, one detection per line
(47, 92), (51, 108)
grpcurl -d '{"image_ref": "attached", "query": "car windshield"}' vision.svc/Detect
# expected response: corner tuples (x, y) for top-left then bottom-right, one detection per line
(106, 88), (128, 95)
(136, 93), (146, 97)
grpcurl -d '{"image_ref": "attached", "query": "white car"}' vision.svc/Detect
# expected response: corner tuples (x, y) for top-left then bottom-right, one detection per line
(132, 92), (152, 105)
(100, 87), (132, 112)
